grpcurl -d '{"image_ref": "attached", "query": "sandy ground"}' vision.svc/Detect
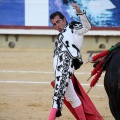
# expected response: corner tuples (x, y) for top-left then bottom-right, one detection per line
(0, 49), (114, 120)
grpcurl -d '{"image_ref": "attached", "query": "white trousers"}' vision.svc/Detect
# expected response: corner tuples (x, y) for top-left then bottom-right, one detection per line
(53, 79), (81, 109)
(65, 79), (81, 108)
(53, 52), (81, 109)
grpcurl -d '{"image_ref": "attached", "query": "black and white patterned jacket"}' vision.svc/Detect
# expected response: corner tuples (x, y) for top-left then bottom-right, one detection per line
(54, 11), (91, 70)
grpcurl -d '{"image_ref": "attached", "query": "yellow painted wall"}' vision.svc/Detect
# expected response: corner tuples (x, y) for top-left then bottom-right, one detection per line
(82, 36), (120, 51)
(0, 34), (119, 52)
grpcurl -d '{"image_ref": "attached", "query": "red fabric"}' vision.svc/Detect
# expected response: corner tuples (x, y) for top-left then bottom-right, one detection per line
(51, 75), (103, 120)
(74, 105), (86, 120)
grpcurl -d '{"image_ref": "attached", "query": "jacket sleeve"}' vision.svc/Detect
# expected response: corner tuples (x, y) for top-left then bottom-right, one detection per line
(76, 11), (91, 35)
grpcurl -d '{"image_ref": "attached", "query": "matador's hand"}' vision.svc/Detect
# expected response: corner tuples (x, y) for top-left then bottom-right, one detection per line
(71, 3), (82, 13)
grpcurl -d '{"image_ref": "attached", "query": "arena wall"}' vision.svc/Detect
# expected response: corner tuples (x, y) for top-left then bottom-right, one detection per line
(0, 29), (119, 52)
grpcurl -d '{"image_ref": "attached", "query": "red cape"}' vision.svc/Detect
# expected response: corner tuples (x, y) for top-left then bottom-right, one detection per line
(51, 74), (103, 120)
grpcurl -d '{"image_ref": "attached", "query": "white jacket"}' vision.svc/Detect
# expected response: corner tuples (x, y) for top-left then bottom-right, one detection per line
(72, 11), (91, 49)
(54, 11), (91, 69)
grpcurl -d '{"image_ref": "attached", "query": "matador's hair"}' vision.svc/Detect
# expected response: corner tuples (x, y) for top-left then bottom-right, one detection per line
(50, 11), (65, 20)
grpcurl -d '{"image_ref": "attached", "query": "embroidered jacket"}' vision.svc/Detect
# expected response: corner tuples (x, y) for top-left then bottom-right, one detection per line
(54, 11), (91, 70)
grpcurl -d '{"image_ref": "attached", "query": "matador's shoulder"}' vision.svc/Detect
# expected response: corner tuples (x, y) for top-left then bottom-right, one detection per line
(69, 21), (83, 30)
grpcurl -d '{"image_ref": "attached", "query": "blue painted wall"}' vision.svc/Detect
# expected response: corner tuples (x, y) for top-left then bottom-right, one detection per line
(0, 0), (24, 26)
(0, 0), (120, 27)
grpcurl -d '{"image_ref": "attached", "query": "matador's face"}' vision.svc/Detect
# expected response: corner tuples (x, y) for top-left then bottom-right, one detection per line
(51, 15), (67, 32)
